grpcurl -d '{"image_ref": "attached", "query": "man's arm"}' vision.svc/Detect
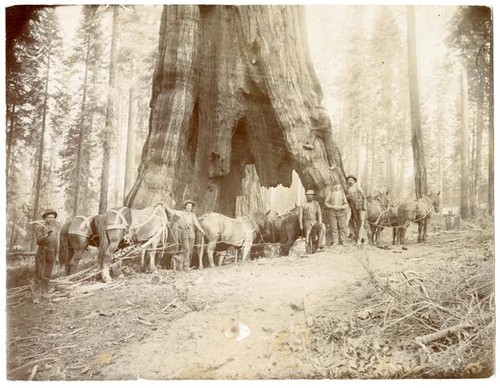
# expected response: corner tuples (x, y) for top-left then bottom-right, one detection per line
(324, 192), (334, 209)
(192, 214), (205, 234)
(299, 206), (303, 231)
(35, 225), (51, 245)
(316, 202), (322, 224)
(341, 192), (349, 210)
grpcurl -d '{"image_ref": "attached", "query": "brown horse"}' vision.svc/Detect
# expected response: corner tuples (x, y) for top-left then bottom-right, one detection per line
(397, 192), (441, 244)
(265, 207), (302, 256)
(196, 210), (270, 269)
(366, 191), (390, 244)
(94, 204), (169, 282)
(59, 215), (99, 275)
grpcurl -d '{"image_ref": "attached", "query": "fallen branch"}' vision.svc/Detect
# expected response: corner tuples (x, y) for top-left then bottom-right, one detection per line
(162, 298), (178, 312)
(414, 322), (472, 345)
(28, 365), (38, 381)
(10, 357), (56, 374)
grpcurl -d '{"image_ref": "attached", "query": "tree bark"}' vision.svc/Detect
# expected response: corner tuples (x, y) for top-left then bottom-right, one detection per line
(31, 47), (51, 249)
(126, 5), (345, 214)
(124, 85), (137, 197)
(406, 5), (427, 199)
(6, 102), (16, 182)
(235, 165), (265, 216)
(99, 6), (118, 214)
(73, 39), (91, 216)
(487, 69), (493, 216)
(460, 69), (470, 219)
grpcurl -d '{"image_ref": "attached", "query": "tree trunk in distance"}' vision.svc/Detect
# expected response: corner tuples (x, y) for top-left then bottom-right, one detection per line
(126, 5), (345, 215)
(124, 85), (137, 198)
(99, 6), (118, 214)
(460, 69), (470, 219)
(406, 5), (427, 199)
(31, 48), (51, 249)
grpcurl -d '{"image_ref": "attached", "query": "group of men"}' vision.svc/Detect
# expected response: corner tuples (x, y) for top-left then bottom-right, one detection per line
(298, 174), (367, 253)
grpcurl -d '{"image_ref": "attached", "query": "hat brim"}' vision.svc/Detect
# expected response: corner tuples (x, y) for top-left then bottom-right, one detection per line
(183, 201), (196, 207)
(42, 211), (58, 219)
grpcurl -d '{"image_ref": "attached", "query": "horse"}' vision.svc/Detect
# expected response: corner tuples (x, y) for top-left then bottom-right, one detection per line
(58, 215), (99, 276)
(366, 191), (390, 244)
(397, 191), (441, 244)
(265, 207), (302, 256)
(94, 203), (169, 282)
(196, 210), (270, 269)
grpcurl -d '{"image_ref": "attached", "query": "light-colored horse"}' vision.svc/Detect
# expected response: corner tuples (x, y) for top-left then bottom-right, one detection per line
(397, 192), (441, 244)
(196, 211), (270, 269)
(94, 204), (168, 282)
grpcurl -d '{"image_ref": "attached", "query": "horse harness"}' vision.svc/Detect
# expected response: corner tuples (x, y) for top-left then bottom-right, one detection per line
(71, 215), (99, 245)
(108, 204), (168, 243)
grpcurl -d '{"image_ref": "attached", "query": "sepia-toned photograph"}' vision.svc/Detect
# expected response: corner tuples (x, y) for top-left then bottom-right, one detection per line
(3, 2), (495, 381)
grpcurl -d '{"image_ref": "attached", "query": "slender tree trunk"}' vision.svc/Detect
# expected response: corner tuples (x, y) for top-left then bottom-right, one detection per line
(124, 86), (137, 198)
(6, 102), (16, 182)
(369, 130), (376, 194)
(406, 5), (427, 199)
(99, 6), (119, 214)
(126, 5), (345, 213)
(486, 74), (493, 216)
(31, 48), (51, 249)
(471, 82), (484, 216)
(436, 84), (444, 208)
(460, 69), (470, 219)
(9, 211), (18, 250)
(73, 39), (91, 216)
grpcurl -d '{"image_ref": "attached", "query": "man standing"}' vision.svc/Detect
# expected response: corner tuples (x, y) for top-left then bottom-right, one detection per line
(324, 182), (349, 245)
(346, 175), (367, 245)
(166, 200), (205, 270)
(33, 209), (59, 301)
(299, 189), (326, 253)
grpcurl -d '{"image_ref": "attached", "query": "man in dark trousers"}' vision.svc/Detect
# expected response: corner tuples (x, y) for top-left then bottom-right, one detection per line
(346, 175), (367, 245)
(33, 209), (59, 301)
(299, 189), (326, 254)
(166, 200), (205, 270)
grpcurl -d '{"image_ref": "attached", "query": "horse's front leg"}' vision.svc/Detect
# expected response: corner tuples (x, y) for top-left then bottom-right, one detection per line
(417, 222), (422, 243)
(68, 250), (82, 276)
(241, 242), (251, 262)
(207, 241), (217, 268)
(101, 242), (119, 283)
(422, 220), (428, 243)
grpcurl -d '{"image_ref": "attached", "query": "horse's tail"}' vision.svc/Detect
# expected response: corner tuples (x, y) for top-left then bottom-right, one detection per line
(94, 214), (109, 268)
(58, 222), (72, 268)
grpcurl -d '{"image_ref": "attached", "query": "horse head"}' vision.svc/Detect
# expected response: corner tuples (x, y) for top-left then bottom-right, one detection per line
(250, 210), (271, 236)
(429, 191), (441, 213)
(373, 190), (390, 207)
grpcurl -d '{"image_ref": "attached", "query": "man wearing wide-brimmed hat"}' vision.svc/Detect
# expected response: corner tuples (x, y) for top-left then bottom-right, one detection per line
(299, 189), (326, 254)
(346, 175), (367, 245)
(33, 209), (60, 300)
(165, 200), (205, 270)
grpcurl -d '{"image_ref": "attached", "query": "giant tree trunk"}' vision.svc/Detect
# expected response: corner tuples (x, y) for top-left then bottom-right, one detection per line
(235, 165), (265, 216)
(126, 5), (345, 214)
(406, 6), (427, 199)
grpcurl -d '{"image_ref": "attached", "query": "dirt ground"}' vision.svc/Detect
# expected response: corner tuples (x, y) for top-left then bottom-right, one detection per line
(5, 218), (495, 381)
